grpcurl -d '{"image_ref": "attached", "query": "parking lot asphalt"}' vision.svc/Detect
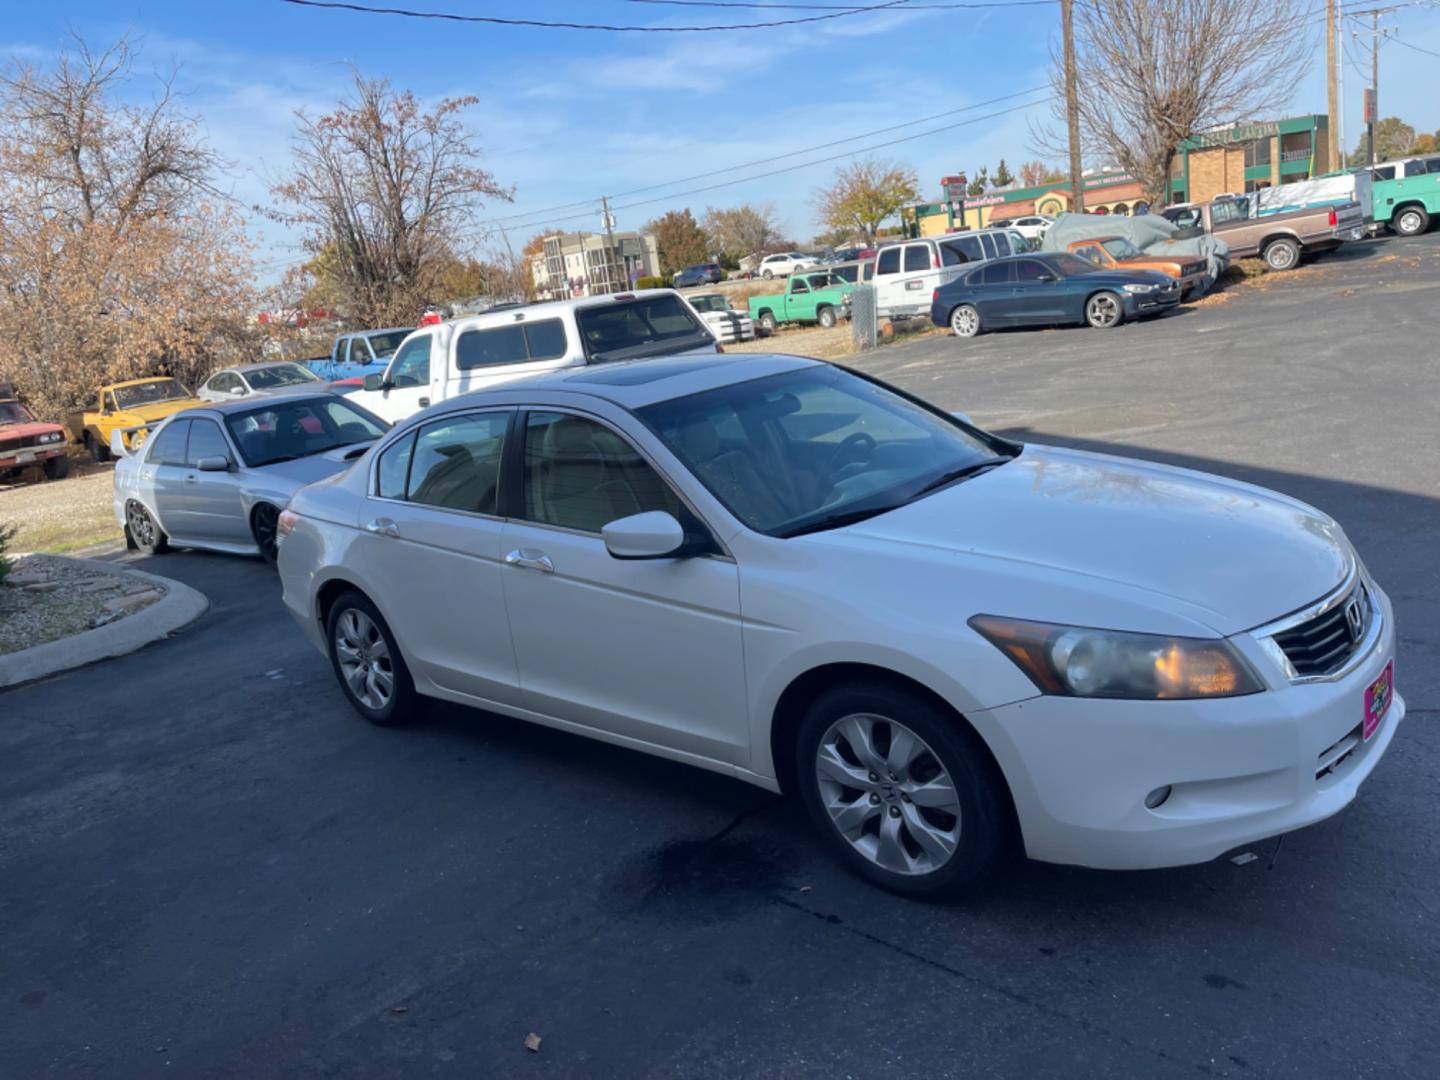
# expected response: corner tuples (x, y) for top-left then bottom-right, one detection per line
(3, 232), (1438, 1078)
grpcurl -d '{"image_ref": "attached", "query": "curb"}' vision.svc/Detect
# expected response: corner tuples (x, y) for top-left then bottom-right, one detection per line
(0, 557), (208, 690)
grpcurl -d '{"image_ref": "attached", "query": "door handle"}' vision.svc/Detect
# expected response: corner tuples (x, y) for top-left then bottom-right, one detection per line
(364, 517), (400, 538)
(504, 548), (554, 574)
(184, 474), (198, 483)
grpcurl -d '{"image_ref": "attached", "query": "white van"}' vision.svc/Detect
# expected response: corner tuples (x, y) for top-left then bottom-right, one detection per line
(873, 228), (1027, 317)
(347, 290), (720, 424)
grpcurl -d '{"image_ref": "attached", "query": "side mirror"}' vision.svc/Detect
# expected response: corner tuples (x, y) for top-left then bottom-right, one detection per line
(602, 511), (687, 560)
(196, 456), (231, 472)
(230, 386), (247, 396)
(362, 373), (384, 392)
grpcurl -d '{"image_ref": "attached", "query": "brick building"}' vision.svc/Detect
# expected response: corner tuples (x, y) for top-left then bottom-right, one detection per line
(1170, 115), (1334, 204)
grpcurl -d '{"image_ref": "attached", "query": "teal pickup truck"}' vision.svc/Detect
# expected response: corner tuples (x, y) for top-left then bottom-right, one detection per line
(749, 271), (855, 334)
(1369, 156), (1440, 236)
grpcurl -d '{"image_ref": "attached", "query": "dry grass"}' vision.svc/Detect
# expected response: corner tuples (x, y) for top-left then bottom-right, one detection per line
(0, 458), (123, 554)
(728, 316), (945, 360)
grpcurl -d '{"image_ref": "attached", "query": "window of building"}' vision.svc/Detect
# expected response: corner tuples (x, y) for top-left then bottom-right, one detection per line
(1244, 138), (1273, 168)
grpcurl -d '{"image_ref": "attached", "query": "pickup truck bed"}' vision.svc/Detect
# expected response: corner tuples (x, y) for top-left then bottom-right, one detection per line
(1163, 197), (1364, 271)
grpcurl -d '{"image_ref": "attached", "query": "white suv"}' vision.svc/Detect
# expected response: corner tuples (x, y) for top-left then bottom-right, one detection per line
(757, 252), (819, 279)
(873, 228), (1025, 317)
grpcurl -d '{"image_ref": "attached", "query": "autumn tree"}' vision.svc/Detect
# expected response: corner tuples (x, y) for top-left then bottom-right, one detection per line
(1046, 0), (1312, 206)
(272, 72), (512, 327)
(1415, 133), (1437, 155)
(0, 35), (257, 420)
(702, 203), (784, 262)
(813, 159), (919, 247)
(1347, 117), (1417, 166)
(993, 159), (1014, 187)
(644, 208), (710, 274)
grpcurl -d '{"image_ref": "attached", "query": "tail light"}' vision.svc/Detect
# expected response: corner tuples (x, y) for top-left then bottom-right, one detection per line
(933, 254), (941, 269)
(276, 509), (299, 548)
(932, 289), (939, 303)
(1328, 208), (1337, 227)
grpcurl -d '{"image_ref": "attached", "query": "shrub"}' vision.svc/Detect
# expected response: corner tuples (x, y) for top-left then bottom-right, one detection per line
(0, 522), (15, 587)
(635, 274), (673, 289)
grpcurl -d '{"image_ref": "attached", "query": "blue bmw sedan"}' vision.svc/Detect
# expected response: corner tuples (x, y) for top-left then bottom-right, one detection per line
(930, 252), (1181, 338)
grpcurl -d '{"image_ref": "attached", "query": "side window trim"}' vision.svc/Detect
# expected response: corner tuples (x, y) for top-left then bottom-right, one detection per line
(371, 407), (512, 517)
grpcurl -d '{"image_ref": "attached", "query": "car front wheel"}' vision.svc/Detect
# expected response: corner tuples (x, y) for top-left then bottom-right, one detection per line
(327, 591), (418, 727)
(949, 304), (981, 338)
(795, 683), (1012, 898)
(1084, 291), (1123, 329)
(817, 305), (837, 329)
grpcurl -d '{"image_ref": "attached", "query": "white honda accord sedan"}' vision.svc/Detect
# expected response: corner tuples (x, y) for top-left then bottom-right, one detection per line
(276, 354), (1402, 896)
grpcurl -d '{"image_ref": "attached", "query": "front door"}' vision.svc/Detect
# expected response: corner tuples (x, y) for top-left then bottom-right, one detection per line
(499, 410), (748, 766)
(359, 332), (433, 424)
(352, 408), (521, 706)
(180, 417), (251, 545)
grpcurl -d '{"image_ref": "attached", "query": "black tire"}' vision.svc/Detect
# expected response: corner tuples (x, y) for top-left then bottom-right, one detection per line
(795, 682), (1013, 899)
(1084, 290), (1124, 329)
(757, 311), (778, 336)
(817, 305), (838, 329)
(251, 503), (281, 564)
(43, 454), (71, 480)
(1393, 206), (1429, 237)
(86, 432), (110, 463)
(125, 500), (168, 556)
(325, 590), (419, 727)
(1262, 237), (1300, 271)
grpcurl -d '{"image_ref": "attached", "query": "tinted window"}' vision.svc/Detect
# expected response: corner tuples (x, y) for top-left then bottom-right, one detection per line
(574, 296), (709, 362)
(903, 245), (931, 272)
(522, 412), (680, 534)
(831, 265), (858, 282)
(1015, 260), (1051, 282)
(246, 364), (318, 390)
(346, 338), (372, 365)
(225, 399), (387, 468)
(376, 431), (416, 500)
(942, 235), (984, 265)
(876, 248), (901, 275)
(991, 233), (1012, 256)
(388, 336), (430, 387)
(366, 330), (411, 360)
(147, 420), (190, 465)
(1372, 166), (1396, 181)
(980, 262), (1013, 285)
(186, 419), (231, 465)
(1420, 157), (1440, 174)
(980, 234), (999, 259)
(406, 412), (508, 514)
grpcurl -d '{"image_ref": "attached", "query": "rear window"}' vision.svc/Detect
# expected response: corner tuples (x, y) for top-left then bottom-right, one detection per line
(940, 235), (984, 265)
(903, 246), (931, 272)
(980, 262), (1013, 285)
(876, 248), (900, 275)
(575, 295), (711, 363)
(456, 319), (567, 370)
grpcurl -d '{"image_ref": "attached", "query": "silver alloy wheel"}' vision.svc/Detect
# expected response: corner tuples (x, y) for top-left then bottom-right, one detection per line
(1086, 292), (1121, 328)
(1396, 209), (1423, 236)
(950, 305), (979, 337)
(126, 502), (156, 547)
(1265, 241), (1297, 270)
(334, 608), (394, 711)
(815, 713), (963, 876)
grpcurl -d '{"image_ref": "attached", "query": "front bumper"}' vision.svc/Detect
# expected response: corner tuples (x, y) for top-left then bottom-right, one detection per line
(0, 444), (66, 470)
(1123, 287), (1182, 317)
(974, 584), (1402, 870)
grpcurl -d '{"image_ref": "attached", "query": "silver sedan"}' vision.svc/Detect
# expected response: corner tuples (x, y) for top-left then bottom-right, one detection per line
(112, 391), (389, 562)
(197, 361), (324, 402)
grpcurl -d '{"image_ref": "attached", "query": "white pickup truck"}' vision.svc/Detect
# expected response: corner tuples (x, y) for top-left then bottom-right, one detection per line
(347, 290), (721, 424)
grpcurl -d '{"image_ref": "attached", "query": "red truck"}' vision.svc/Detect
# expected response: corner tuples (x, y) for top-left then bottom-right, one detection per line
(0, 383), (70, 481)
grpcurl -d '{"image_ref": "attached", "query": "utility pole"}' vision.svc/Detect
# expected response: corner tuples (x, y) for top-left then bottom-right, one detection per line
(600, 195), (624, 293)
(1060, 0), (1084, 213)
(1326, 0), (1339, 170)
(1369, 10), (1379, 167)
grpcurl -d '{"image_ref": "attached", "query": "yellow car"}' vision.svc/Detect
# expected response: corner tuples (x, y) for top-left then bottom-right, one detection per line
(65, 377), (204, 461)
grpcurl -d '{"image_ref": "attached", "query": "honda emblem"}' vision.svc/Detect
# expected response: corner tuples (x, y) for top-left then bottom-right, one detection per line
(1344, 598), (1364, 642)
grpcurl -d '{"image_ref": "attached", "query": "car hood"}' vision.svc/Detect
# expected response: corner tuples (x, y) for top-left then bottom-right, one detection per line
(1072, 268), (1175, 286)
(0, 420), (63, 442)
(834, 445), (1351, 636)
(255, 443), (374, 486)
(116, 399), (204, 423)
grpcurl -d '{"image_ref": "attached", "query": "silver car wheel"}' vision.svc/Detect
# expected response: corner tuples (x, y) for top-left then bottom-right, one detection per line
(1086, 292), (1121, 328)
(815, 713), (963, 876)
(950, 305), (979, 338)
(334, 608), (394, 711)
(1396, 209), (1423, 236)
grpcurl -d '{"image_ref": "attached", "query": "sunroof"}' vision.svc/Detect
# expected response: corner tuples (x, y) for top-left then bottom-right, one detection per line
(564, 357), (725, 386)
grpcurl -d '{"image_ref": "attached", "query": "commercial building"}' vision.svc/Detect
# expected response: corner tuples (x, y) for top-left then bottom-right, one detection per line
(531, 231), (661, 300)
(900, 171), (1149, 237)
(1170, 115), (1334, 204)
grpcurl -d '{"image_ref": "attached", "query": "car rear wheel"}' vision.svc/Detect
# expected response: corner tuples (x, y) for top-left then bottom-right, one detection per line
(125, 500), (168, 556)
(251, 503), (280, 564)
(757, 311), (777, 335)
(817, 305), (838, 329)
(86, 432), (110, 463)
(949, 304), (981, 338)
(762, 269), (774, 280)
(327, 591), (418, 727)
(1393, 207), (1429, 237)
(1263, 237), (1300, 271)
(796, 683), (1012, 898)
(1084, 291), (1123, 329)
(43, 454), (71, 480)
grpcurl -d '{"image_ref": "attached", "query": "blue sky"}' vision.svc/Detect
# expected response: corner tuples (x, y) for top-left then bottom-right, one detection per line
(7, 1), (1439, 280)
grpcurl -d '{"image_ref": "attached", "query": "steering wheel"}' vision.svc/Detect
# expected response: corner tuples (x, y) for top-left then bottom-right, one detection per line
(828, 431), (877, 477)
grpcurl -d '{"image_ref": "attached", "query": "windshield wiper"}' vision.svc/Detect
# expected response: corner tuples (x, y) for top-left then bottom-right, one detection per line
(777, 503), (904, 539)
(909, 456), (1011, 499)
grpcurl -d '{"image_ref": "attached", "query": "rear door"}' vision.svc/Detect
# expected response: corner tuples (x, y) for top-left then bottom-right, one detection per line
(971, 261), (1018, 324)
(143, 419), (192, 537)
(1009, 259), (1066, 323)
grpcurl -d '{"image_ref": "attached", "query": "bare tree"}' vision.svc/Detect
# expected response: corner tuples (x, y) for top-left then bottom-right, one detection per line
(0, 34), (256, 419)
(813, 159), (919, 247)
(271, 72), (513, 326)
(1044, 0), (1313, 206)
(702, 203), (784, 262)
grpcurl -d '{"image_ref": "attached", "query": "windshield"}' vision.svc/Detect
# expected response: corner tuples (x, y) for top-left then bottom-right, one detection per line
(224, 396), (389, 468)
(689, 295), (729, 313)
(576, 294), (712, 362)
(1100, 238), (1142, 259)
(366, 330), (411, 361)
(802, 274), (845, 289)
(1047, 253), (1103, 276)
(246, 364), (320, 390)
(113, 379), (190, 409)
(638, 365), (1015, 538)
(0, 401), (36, 424)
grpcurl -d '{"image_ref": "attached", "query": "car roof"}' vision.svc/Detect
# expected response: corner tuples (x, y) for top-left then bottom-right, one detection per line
(177, 388), (344, 416)
(346, 327), (413, 337)
(230, 361), (311, 375)
(108, 376), (182, 389)
(439, 289), (688, 334)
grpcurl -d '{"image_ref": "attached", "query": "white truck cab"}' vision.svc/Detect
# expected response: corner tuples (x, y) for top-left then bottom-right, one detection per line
(873, 228), (1026, 318)
(347, 290), (720, 424)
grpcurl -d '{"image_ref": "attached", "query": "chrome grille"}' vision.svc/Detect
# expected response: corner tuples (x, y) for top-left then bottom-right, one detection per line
(1273, 582), (1369, 677)
(0, 432), (42, 450)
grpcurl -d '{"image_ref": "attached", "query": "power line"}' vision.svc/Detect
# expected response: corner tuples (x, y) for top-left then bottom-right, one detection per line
(1389, 33), (1440, 57)
(477, 85), (1050, 229)
(625, 1), (1057, 9)
(277, 0), (918, 31)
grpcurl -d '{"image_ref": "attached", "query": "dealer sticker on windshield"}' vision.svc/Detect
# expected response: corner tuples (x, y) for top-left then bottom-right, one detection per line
(1363, 660), (1393, 741)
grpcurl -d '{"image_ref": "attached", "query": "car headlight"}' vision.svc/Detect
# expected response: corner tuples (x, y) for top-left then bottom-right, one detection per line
(1122, 283), (1157, 294)
(969, 615), (1263, 700)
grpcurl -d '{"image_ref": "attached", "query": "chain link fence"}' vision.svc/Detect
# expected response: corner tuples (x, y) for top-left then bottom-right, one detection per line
(850, 285), (878, 352)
